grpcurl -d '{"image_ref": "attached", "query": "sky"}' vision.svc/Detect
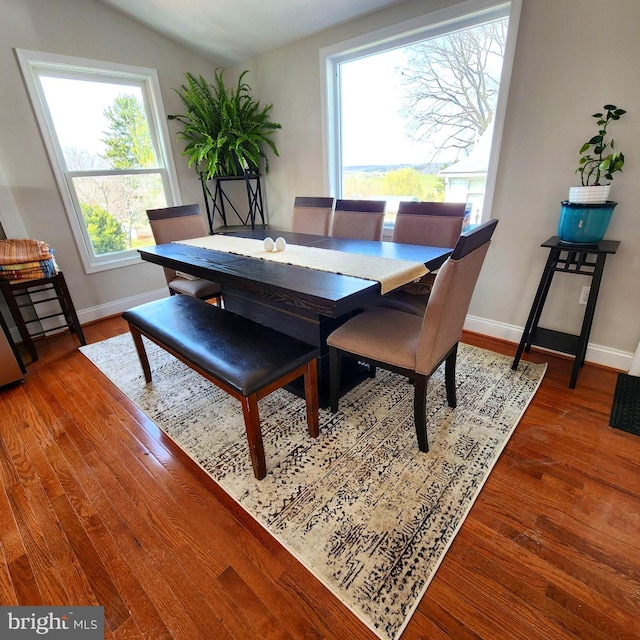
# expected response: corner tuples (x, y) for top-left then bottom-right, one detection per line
(40, 76), (145, 165)
(339, 47), (439, 167)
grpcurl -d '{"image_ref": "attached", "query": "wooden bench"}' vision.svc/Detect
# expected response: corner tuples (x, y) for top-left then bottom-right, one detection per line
(122, 295), (320, 479)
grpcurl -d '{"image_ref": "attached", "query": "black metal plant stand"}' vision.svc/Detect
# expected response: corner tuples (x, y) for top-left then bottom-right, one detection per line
(201, 171), (266, 232)
(512, 236), (620, 388)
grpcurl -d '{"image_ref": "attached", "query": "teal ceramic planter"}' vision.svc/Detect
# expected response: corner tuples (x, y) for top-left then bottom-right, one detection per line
(557, 200), (617, 244)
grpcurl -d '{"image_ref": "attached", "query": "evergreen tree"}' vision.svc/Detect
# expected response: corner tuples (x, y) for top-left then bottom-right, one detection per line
(82, 203), (127, 255)
(102, 94), (155, 168)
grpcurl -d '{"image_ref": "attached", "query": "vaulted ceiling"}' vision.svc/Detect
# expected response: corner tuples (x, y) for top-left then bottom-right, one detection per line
(98, 0), (405, 67)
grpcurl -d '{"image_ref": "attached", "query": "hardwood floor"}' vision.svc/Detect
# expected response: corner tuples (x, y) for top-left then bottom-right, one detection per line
(1, 319), (639, 639)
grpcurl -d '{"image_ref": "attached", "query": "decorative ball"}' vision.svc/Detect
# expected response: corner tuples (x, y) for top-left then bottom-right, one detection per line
(263, 237), (275, 252)
(274, 237), (287, 252)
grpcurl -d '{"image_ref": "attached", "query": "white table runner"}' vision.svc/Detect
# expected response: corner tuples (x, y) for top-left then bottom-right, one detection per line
(176, 235), (428, 294)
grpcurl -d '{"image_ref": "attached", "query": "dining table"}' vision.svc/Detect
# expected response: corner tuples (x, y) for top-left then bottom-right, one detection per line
(138, 228), (452, 406)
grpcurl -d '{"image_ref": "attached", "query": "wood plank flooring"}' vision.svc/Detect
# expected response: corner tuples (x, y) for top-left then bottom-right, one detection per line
(1, 318), (638, 639)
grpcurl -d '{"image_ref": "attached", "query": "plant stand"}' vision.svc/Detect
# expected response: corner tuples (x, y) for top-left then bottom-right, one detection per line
(202, 171), (266, 232)
(511, 236), (620, 388)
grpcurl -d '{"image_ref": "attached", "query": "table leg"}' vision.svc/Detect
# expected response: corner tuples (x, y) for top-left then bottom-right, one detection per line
(512, 248), (557, 369)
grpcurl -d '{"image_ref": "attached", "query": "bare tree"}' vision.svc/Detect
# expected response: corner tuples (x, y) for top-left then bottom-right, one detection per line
(399, 19), (508, 160)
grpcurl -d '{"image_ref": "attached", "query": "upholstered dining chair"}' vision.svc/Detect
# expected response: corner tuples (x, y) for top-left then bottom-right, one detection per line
(291, 196), (335, 235)
(392, 201), (466, 247)
(378, 201), (468, 316)
(146, 204), (222, 304)
(327, 218), (498, 453)
(330, 199), (386, 241)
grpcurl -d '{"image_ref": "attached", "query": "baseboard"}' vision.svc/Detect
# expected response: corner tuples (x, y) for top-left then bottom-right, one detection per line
(76, 287), (169, 325)
(8, 294), (634, 373)
(464, 314), (632, 372)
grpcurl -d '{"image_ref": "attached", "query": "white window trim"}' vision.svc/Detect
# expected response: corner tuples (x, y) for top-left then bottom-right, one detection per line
(15, 49), (182, 273)
(319, 0), (522, 222)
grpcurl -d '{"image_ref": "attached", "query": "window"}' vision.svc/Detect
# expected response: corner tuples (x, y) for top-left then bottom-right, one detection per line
(321, 0), (521, 229)
(16, 50), (181, 273)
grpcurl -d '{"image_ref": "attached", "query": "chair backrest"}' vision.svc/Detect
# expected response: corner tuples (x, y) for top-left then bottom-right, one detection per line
(330, 199), (386, 241)
(146, 204), (209, 284)
(416, 219), (498, 375)
(291, 196), (335, 235)
(392, 201), (466, 248)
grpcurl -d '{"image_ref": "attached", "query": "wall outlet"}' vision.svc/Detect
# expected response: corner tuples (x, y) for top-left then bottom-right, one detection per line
(579, 286), (590, 305)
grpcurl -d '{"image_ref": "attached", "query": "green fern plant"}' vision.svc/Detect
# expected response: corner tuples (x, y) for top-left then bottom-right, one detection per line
(168, 71), (281, 180)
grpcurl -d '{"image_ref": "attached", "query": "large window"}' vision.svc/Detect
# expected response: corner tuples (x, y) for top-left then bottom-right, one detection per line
(17, 50), (181, 273)
(322, 0), (520, 229)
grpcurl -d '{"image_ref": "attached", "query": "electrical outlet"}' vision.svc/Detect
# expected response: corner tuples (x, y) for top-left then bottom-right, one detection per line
(579, 286), (590, 305)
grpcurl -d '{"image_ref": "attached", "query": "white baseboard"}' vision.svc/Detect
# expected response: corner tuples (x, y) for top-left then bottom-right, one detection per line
(8, 294), (633, 373)
(464, 314), (632, 372)
(76, 287), (169, 325)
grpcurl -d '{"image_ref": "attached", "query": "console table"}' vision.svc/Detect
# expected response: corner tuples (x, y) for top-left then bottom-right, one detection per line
(512, 236), (620, 388)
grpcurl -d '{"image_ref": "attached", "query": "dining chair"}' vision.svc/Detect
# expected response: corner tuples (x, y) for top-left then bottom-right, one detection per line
(146, 204), (223, 303)
(392, 201), (466, 247)
(291, 196), (335, 235)
(327, 218), (498, 452)
(378, 201), (467, 316)
(330, 199), (386, 241)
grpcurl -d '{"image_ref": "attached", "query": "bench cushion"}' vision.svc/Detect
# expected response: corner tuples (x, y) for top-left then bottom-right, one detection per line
(122, 295), (319, 397)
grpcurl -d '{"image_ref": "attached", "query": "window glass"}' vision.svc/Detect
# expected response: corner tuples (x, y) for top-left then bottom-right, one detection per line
(17, 51), (180, 272)
(324, 2), (517, 231)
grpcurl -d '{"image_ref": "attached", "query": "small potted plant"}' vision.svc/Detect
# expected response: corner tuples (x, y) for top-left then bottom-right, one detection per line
(558, 104), (626, 244)
(569, 103), (626, 204)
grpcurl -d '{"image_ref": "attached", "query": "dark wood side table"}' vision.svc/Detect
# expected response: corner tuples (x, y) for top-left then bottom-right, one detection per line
(0, 272), (86, 362)
(512, 236), (620, 388)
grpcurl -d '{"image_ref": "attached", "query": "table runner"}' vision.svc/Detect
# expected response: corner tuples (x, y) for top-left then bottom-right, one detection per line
(176, 235), (428, 295)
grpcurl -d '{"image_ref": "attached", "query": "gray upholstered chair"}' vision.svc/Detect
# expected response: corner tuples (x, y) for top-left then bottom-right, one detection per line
(291, 196), (335, 235)
(330, 199), (386, 241)
(327, 219), (498, 452)
(378, 201), (467, 316)
(146, 204), (222, 303)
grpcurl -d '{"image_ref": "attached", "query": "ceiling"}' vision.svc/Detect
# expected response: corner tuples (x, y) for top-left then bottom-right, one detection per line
(98, 0), (405, 67)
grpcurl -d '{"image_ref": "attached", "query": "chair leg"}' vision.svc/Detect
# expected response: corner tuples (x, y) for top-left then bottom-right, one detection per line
(304, 358), (319, 437)
(413, 374), (429, 452)
(329, 346), (341, 413)
(240, 394), (267, 480)
(445, 343), (458, 408)
(129, 326), (152, 383)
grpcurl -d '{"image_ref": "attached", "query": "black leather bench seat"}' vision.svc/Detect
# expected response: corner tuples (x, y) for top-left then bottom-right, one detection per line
(123, 295), (319, 396)
(122, 295), (320, 479)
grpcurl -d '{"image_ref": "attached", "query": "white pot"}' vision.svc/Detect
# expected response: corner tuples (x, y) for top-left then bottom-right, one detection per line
(568, 185), (611, 204)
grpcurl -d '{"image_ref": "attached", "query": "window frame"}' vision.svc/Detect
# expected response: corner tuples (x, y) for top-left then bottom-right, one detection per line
(16, 49), (182, 273)
(319, 0), (521, 225)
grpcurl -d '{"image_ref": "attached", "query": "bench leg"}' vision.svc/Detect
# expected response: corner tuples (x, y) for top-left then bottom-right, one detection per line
(129, 325), (152, 383)
(240, 394), (267, 480)
(304, 359), (319, 438)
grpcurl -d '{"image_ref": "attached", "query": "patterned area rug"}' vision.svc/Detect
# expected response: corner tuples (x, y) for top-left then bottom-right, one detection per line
(80, 334), (546, 640)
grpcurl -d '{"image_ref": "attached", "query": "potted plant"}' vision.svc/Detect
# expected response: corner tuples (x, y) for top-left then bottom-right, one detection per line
(558, 104), (626, 243)
(168, 70), (281, 180)
(569, 103), (626, 203)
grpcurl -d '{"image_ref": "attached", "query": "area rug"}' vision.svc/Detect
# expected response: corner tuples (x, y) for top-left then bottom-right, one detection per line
(80, 334), (546, 640)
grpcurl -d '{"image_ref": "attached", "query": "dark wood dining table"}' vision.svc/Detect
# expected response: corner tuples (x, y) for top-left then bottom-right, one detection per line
(138, 228), (452, 405)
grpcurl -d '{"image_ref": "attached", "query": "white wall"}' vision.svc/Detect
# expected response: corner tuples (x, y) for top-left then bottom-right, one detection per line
(3, 0), (639, 368)
(235, 0), (640, 368)
(0, 0), (217, 321)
